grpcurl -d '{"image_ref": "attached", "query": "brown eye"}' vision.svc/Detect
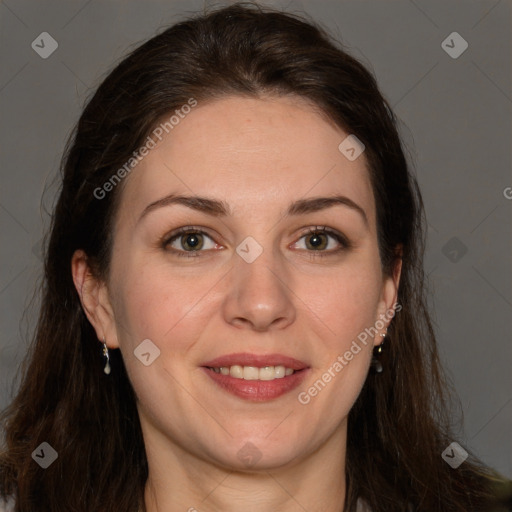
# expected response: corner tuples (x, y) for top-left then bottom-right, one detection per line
(304, 232), (329, 251)
(163, 228), (218, 257)
(179, 232), (204, 251)
(292, 227), (350, 257)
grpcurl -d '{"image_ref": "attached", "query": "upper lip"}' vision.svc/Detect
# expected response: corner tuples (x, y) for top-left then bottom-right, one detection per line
(202, 353), (309, 370)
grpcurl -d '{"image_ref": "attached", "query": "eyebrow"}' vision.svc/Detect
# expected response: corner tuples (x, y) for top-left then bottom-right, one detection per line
(138, 193), (369, 228)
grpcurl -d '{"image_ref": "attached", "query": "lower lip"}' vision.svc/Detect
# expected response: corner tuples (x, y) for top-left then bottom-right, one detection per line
(201, 367), (309, 401)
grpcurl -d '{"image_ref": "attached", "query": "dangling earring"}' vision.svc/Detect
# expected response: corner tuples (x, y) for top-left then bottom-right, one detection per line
(371, 332), (386, 374)
(102, 338), (111, 375)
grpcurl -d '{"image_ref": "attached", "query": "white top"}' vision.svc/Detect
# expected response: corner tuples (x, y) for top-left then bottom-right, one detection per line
(356, 497), (373, 511)
(0, 496), (14, 512)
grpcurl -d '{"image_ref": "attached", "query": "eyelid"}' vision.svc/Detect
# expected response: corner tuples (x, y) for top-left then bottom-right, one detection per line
(161, 225), (350, 257)
(292, 226), (351, 252)
(161, 226), (221, 257)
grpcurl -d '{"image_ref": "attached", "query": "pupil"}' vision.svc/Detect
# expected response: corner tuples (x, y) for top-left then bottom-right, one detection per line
(311, 235), (321, 246)
(185, 234), (200, 249)
(309, 233), (324, 249)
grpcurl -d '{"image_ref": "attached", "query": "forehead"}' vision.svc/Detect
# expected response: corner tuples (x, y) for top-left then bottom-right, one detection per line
(117, 95), (375, 227)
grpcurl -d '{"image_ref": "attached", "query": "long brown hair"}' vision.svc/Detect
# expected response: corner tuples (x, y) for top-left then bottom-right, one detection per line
(1, 3), (510, 511)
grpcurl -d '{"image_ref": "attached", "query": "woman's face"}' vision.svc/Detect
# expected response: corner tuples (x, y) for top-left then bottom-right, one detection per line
(91, 95), (400, 470)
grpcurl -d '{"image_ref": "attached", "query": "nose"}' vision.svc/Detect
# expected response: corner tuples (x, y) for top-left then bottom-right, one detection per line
(221, 246), (296, 332)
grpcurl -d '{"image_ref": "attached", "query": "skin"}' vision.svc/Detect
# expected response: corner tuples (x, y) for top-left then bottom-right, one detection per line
(72, 95), (401, 512)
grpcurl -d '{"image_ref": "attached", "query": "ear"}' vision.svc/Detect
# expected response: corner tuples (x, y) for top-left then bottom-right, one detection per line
(375, 245), (403, 345)
(71, 249), (120, 349)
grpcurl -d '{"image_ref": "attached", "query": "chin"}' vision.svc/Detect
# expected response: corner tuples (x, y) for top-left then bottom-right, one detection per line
(204, 437), (304, 472)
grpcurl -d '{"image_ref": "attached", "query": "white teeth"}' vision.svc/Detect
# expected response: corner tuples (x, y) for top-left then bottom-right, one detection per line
(243, 366), (259, 380)
(259, 366), (276, 381)
(212, 365), (297, 380)
(229, 365), (244, 379)
(274, 365), (286, 378)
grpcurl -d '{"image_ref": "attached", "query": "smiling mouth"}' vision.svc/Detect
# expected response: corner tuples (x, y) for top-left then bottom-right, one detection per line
(206, 365), (297, 381)
(200, 352), (309, 400)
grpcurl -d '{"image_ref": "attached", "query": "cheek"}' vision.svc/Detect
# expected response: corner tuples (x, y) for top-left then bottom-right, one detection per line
(303, 254), (383, 348)
(113, 243), (383, 359)
(295, 268), (378, 426)
(112, 259), (222, 357)
(110, 262), (218, 419)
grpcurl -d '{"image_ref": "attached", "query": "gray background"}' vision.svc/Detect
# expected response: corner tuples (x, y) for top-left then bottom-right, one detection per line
(0, 0), (510, 478)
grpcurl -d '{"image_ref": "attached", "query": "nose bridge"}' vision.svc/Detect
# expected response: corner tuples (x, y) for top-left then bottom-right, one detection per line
(222, 236), (296, 330)
(237, 242), (284, 294)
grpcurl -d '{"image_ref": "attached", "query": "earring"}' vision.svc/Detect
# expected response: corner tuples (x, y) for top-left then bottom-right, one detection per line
(102, 338), (111, 375)
(371, 332), (386, 374)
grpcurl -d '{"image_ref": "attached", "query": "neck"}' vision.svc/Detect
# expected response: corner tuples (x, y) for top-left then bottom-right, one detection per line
(142, 421), (347, 512)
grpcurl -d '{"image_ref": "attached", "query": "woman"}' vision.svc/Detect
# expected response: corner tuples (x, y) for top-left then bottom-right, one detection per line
(1, 3), (510, 511)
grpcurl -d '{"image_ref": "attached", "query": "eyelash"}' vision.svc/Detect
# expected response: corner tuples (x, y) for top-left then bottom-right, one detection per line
(161, 225), (351, 259)
(295, 227), (351, 259)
